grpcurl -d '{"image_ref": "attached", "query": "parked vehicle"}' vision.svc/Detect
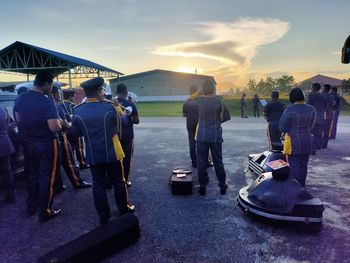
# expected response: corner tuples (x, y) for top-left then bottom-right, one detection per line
(0, 90), (24, 174)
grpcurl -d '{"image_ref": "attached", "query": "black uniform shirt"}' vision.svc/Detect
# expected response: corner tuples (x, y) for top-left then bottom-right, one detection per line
(264, 101), (285, 123)
(183, 98), (199, 131)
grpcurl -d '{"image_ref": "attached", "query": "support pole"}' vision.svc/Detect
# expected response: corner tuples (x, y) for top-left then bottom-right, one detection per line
(68, 65), (72, 88)
(27, 73), (29, 82)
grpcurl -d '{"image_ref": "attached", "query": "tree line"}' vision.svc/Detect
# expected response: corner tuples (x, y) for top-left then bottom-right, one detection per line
(245, 75), (295, 95)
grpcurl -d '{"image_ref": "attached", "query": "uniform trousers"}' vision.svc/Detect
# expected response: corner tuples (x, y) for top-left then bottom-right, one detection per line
(312, 123), (323, 150)
(121, 138), (134, 182)
(90, 161), (128, 220)
(197, 141), (227, 187)
(253, 106), (259, 117)
(267, 122), (281, 149)
(322, 119), (332, 148)
(330, 110), (340, 139)
(288, 154), (309, 187)
(54, 133), (84, 190)
(187, 128), (197, 165)
(26, 139), (58, 219)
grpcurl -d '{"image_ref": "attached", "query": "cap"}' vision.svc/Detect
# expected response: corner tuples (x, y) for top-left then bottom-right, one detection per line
(80, 77), (104, 92)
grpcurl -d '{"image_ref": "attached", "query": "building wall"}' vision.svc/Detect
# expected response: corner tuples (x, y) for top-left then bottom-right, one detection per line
(110, 72), (216, 100)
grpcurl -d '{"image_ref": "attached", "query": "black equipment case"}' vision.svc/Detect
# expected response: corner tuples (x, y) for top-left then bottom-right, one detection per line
(170, 169), (193, 195)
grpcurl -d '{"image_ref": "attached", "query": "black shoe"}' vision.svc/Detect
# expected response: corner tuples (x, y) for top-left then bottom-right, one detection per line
(198, 185), (206, 196)
(55, 185), (67, 194)
(220, 186), (227, 195)
(75, 181), (92, 189)
(39, 208), (61, 223)
(126, 181), (132, 188)
(127, 204), (135, 213)
(79, 164), (90, 170)
(207, 161), (214, 168)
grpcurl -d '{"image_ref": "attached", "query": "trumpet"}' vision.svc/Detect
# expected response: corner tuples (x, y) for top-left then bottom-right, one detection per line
(101, 97), (133, 115)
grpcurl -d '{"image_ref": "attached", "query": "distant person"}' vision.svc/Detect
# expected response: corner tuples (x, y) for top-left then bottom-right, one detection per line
(72, 77), (134, 224)
(240, 94), (247, 118)
(307, 83), (326, 153)
(280, 88), (316, 187)
(263, 91), (285, 149)
(322, 84), (334, 148)
(252, 94), (260, 117)
(0, 106), (16, 203)
(330, 87), (340, 139)
(116, 83), (140, 187)
(14, 71), (62, 222)
(195, 80), (231, 196)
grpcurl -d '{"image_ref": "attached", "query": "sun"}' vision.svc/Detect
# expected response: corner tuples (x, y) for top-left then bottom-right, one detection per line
(175, 67), (203, 74)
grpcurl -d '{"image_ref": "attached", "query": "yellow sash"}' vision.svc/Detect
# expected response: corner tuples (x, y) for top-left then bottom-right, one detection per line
(189, 91), (200, 100)
(112, 134), (125, 160)
(283, 133), (292, 155)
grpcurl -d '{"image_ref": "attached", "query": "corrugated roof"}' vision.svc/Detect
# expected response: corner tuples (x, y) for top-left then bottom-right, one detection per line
(0, 41), (122, 75)
(110, 69), (216, 84)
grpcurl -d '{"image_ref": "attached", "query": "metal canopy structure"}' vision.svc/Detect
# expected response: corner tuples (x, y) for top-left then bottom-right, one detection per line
(0, 41), (123, 86)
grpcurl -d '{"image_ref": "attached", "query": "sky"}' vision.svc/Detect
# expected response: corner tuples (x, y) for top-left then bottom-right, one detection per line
(0, 0), (349, 90)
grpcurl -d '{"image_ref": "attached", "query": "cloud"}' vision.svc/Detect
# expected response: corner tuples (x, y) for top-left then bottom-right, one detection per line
(153, 17), (290, 77)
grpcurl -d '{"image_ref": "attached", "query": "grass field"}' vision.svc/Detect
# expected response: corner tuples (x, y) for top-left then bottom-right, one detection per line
(137, 96), (350, 117)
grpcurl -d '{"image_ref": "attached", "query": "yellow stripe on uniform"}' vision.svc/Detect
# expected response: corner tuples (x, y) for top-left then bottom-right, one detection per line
(62, 133), (80, 186)
(112, 134), (125, 160)
(47, 139), (58, 213)
(283, 133), (292, 155)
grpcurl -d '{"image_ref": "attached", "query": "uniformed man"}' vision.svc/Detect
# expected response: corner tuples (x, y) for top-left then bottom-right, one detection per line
(14, 71), (61, 222)
(51, 86), (92, 190)
(280, 88), (316, 187)
(330, 87), (341, 139)
(263, 91), (285, 149)
(183, 85), (200, 168)
(240, 94), (248, 118)
(322, 84), (334, 148)
(62, 89), (89, 170)
(0, 106), (16, 203)
(182, 86), (214, 169)
(252, 94), (260, 117)
(116, 83), (139, 187)
(196, 80), (231, 196)
(72, 77), (134, 224)
(307, 83), (326, 152)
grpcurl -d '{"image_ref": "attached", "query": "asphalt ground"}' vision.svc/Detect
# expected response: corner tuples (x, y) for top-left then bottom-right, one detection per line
(0, 117), (349, 263)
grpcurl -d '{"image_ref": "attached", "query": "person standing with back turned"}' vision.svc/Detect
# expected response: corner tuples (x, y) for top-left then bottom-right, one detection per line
(196, 80), (231, 196)
(280, 88), (316, 187)
(14, 71), (62, 222)
(72, 77), (134, 224)
(116, 83), (139, 187)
